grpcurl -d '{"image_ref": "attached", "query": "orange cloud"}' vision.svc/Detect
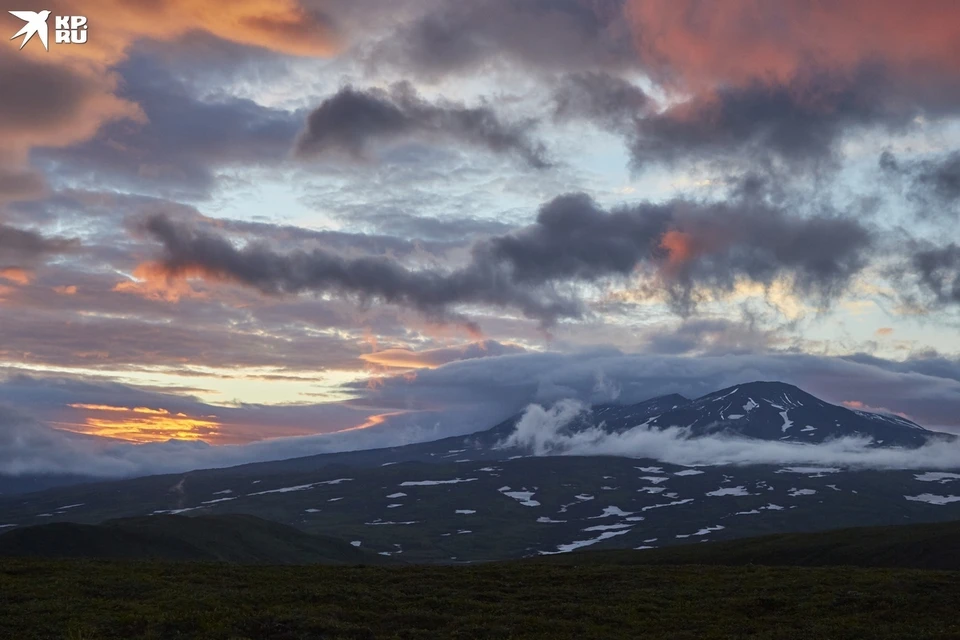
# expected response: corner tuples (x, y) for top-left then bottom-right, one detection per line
(625, 0), (960, 90)
(360, 341), (525, 370)
(842, 400), (911, 420)
(0, 268), (32, 285)
(0, 0), (338, 197)
(4, 0), (339, 65)
(65, 403), (220, 443)
(54, 285), (78, 295)
(361, 349), (447, 370)
(659, 230), (694, 267)
(876, 327), (894, 336)
(335, 411), (410, 434)
(113, 262), (210, 302)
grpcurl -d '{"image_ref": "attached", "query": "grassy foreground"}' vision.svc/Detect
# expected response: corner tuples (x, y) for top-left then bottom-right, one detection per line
(3, 559), (960, 639)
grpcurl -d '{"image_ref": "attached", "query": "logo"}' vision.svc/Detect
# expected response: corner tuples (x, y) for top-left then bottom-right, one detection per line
(9, 9), (87, 51)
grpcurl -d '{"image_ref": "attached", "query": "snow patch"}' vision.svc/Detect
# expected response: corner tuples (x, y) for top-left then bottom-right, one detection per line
(676, 525), (724, 539)
(583, 523), (633, 532)
(537, 516), (566, 523)
(400, 478), (478, 486)
(777, 467), (840, 475)
(707, 486), (750, 497)
(642, 498), (694, 511)
(590, 506), (634, 519)
(915, 472), (960, 483)
(499, 486), (540, 507)
(905, 494), (960, 505)
(779, 410), (793, 432)
(539, 529), (631, 555)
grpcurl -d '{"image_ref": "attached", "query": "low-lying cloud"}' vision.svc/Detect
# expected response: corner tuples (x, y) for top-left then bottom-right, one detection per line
(500, 400), (960, 470)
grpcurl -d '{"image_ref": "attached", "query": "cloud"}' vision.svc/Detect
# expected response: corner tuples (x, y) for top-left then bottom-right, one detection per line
(628, 66), (910, 169)
(0, 404), (443, 478)
(567, 1), (960, 168)
(4, 349), (960, 477)
(0, 0), (337, 199)
(552, 71), (650, 130)
(40, 54), (303, 199)
(0, 48), (142, 162)
(0, 224), (77, 270)
(498, 399), (960, 470)
(366, 0), (634, 79)
(138, 191), (873, 325)
(360, 340), (526, 369)
(625, 0), (960, 90)
(358, 350), (960, 432)
(294, 84), (550, 168)
(881, 150), (960, 214)
(908, 243), (960, 306)
(637, 317), (781, 356)
(10, 0), (339, 64)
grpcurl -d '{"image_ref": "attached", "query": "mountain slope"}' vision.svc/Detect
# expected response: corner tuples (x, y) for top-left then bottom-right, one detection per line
(5, 456), (960, 562)
(0, 381), (955, 563)
(538, 518), (960, 571)
(0, 514), (386, 565)
(645, 382), (936, 447)
(203, 382), (946, 479)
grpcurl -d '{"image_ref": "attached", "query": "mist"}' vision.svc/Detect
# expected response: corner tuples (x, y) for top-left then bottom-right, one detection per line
(498, 401), (960, 471)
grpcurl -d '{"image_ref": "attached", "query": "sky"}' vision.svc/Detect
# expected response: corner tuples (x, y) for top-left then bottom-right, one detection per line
(2, 0), (960, 477)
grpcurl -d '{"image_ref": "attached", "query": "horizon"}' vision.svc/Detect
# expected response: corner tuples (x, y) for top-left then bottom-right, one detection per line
(2, 0), (960, 479)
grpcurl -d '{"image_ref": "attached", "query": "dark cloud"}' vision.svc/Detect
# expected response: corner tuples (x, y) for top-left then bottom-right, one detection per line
(656, 201), (874, 313)
(294, 84), (550, 169)
(909, 244), (960, 306)
(0, 224), (76, 269)
(139, 191), (872, 326)
(141, 211), (579, 330)
(366, 0), (633, 79)
(615, 1), (960, 168)
(553, 71), (650, 130)
(881, 150), (960, 213)
(626, 66), (919, 170)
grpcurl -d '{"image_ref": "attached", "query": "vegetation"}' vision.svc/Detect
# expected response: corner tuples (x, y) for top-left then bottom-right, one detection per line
(2, 559), (960, 639)
(0, 515), (385, 565)
(537, 519), (960, 571)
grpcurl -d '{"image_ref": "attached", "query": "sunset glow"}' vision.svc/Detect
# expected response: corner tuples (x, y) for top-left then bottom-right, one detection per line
(64, 404), (220, 443)
(1, 0), (959, 480)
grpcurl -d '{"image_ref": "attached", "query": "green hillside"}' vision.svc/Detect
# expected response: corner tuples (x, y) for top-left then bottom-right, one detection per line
(536, 519), (960, 571)
(0, 514), (386, 565)
(1, 559), (959, 639)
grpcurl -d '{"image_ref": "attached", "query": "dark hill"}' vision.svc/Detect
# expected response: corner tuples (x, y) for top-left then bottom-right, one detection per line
(538, 518), (960, 571)
(0, 514), (386, 565)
